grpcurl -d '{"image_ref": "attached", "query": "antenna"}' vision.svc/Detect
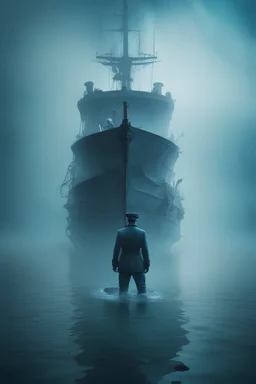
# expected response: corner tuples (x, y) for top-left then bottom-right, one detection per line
(153, 26), (156, 56)
(122, 100), (130, 227)
(123, 0), (129, 59)
(95, 0), (159, 90)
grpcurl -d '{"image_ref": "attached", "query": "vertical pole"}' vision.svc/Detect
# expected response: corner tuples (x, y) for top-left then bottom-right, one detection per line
(123, 101), (128, 122)
(122, 0), (131, 89)
(123, 101), (129, 226)
(123, 0), (129, 59)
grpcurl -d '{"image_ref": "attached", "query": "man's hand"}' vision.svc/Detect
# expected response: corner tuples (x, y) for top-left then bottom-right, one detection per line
(112, 258), (119, 273)
(144, 261), (150, 274)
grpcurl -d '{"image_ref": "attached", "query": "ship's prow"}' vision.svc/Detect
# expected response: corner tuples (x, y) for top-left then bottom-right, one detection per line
(65, 106), (184, 252)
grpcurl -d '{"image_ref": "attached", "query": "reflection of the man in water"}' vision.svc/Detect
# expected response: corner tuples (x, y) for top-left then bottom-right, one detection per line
(69, 256), (190, 384)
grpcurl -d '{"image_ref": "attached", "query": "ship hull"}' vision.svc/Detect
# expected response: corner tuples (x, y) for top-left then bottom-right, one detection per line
(65, 125), (183, 257)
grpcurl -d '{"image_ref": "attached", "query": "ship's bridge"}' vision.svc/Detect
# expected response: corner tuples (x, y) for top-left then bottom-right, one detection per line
(77, 82), (175, 139)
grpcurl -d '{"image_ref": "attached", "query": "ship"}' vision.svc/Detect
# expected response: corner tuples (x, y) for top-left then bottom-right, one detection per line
(61, 0), (185, 257)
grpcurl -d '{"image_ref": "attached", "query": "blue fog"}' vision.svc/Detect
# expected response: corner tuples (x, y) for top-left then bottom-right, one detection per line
(0, 0), (255, 383)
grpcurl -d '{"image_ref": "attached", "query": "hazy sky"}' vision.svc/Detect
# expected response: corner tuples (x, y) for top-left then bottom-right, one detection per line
(0, 0), (255, 281)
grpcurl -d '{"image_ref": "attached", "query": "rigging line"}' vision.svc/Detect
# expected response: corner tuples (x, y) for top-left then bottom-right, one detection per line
(151, 19), (156, 90)
(151, 63), (154, 91)
(153, 22), (156, 56)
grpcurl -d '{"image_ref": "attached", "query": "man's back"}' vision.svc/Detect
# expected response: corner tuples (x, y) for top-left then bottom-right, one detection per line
(113, 224), (150, 273)
(112, 213), (150, 295)
(119, 226), (145, 253)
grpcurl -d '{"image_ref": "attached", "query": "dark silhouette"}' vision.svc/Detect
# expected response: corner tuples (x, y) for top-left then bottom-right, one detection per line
(112, 212), (150, 294)
(174, 363), (190, 372)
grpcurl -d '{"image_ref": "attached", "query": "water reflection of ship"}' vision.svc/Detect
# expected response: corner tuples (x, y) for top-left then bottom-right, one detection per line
(69, 257), (189, 384)
(60, 0), (185, 258)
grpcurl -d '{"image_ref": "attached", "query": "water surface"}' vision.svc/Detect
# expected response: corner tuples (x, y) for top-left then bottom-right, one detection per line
(0, 239), (255, 383)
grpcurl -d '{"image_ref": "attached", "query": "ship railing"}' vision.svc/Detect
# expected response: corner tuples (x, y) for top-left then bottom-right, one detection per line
(169, 132), (184, 144)
(168, 134), (177, 145)
(59, 160), (75, 198)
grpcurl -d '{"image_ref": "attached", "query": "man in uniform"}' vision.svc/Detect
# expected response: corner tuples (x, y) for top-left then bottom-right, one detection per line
(112, 213), (150, 295)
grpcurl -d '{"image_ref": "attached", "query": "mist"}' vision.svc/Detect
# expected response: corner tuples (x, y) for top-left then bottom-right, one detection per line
(147, 0), (256, 287)
(1, 2), (256, 383)
(1, 0), (255, 289)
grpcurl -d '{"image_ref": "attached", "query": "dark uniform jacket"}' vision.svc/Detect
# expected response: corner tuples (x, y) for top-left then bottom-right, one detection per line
(112, 224), (150, 273)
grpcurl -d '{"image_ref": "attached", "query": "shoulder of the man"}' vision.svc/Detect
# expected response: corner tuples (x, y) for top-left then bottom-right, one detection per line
(135, 227), (146, 235)
(117, 227), (126, 235)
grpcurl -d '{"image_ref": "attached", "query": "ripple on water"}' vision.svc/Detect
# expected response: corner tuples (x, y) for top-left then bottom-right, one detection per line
(93, 287), (165, 302)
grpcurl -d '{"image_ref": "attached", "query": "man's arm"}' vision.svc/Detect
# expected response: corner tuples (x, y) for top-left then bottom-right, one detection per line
(112, 231), (121, 269)
(142, 231), (150, 271)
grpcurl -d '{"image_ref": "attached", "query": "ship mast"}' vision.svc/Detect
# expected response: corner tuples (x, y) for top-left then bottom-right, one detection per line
(122, 101), (129, 227)
(123, 0), (129, 60)
(96, 0), (158, 90)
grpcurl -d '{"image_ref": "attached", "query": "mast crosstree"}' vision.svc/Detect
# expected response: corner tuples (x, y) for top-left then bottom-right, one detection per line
(96, 0), (158, 90)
